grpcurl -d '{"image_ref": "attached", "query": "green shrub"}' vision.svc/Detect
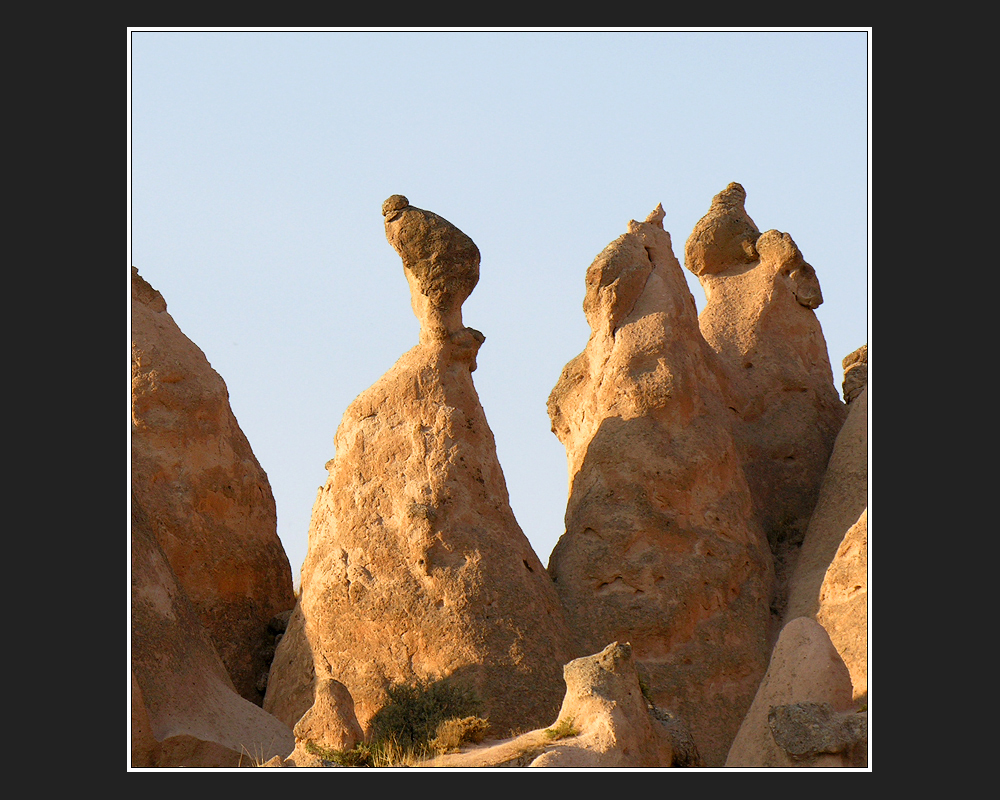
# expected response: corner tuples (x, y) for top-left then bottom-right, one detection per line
(544, 717), (579, 740)
(368, 679), (483, 753)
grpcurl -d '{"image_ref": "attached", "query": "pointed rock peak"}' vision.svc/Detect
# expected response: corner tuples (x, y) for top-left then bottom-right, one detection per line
(684, 182), (761, 276)
(644, 203), (665, 229)
(383, 194), (481, 345)
(756, 230), (823, 309)
(713, 181), (748, 209)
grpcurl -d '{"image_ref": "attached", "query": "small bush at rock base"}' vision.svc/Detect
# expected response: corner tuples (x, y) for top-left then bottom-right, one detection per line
(368, 679), (483, 753)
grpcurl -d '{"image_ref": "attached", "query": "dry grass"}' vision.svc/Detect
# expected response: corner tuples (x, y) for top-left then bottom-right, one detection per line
(429, 716), (491, 754)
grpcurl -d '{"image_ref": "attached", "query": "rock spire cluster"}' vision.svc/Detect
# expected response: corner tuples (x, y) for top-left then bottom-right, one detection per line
(132, 185), (867, 769)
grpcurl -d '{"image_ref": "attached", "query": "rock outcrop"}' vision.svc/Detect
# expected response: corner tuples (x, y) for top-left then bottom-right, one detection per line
(726, 617), (858, 768)
(131, 492), (295, 767)
(546, 205), (774, 766)
(265, 196), (576, 742)
(131, 267), (296, 705)
(683, 183), (848, 620)
(842, 344), (868, 404)
(426, 642), (681, 768)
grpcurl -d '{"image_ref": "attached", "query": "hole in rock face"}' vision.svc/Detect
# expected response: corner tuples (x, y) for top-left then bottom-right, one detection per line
(523, 559), (534, 573)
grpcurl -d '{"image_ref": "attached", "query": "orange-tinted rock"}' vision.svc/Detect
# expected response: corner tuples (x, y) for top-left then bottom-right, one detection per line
(816, 508), (868, 704)
(725, 617), (854, 768)
(265, 198), (575, 741)
(684, 184), (847, 619)
(131, 268), (296, 704)
(842, 344), (868, 404)
(547, 207), (773, 766)
(131, 493), (294, 767)
(785, 384), (868, 704)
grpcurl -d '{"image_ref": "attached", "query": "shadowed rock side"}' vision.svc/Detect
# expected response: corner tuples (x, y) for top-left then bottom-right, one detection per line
(547, 206), (773, 767)
(131, 492), (294, 767)
(425, 643), (679, 768)
(265, 197), (575, 742)
(726, 617), (859, 768)
(816, 508), (868, 706)
(683, 183), (847, 621)
(131, 267), (296, 705)
(784, 381), (868, 705)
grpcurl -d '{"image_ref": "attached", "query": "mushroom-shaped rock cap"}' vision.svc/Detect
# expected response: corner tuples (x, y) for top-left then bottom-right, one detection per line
(684, 182), (761, 276)
(382, 194), (409, 218)
(756, 229), (824, 310)
(383, 195), (481, 336)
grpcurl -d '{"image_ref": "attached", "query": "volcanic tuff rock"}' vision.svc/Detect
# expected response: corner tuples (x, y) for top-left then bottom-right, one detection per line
(725, 617), (856, 768)
(683, 183), (847, 620)
(815, 509), (868, 705)
(131, 492), (294, 767)
(842, 344), (868, 404)
(426, 642), (679, 768)
(131, 267), (295, 704)
(264, 197), (575, 741)
(547, 205), (774, 767)
(785, 378), (868, 702)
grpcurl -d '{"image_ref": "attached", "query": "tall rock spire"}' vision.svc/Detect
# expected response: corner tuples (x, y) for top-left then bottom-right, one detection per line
(265, 197), (575, 742)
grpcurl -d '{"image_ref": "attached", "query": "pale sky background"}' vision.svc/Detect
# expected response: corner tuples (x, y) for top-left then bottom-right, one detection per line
(129, 29), (870, 587)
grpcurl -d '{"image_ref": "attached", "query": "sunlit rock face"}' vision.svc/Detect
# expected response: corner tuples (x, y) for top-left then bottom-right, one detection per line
(131, 267), (295, 706)
(266, 197), (575, 743)
(547, 205), (773, 767)
(684, 183), (847, 621)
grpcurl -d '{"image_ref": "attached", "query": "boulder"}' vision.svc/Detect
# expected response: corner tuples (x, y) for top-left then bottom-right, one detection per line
(131, 267), (296, 704)
(768, 701), (867, 767)
(683, 183), (847, 619)
(265, 197), (576, 741)
(425, 642), (680, 768)
(131, 492), (295, 767)
(547, 205), (773, 766)
(726, 617), (854, 768)
(529, 642), (674, 768)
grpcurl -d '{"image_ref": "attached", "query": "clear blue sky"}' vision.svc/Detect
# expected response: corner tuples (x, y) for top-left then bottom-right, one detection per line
(129, 29), (870, 586)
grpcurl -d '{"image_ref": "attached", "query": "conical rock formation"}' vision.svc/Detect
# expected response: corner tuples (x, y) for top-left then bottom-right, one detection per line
(547, 206), (773, 766)
(266, 197), (575, 741)
(131, 267), (295, 704)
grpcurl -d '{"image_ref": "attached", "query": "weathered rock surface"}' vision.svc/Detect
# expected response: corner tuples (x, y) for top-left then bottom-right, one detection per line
(263, 602), (316, 730)
(547, 206), (773, 767)
(816, 508), (868, 703)
(768, 701), (867, 766)
(784, 381), (868, 702)
(131, 267), (296, 704)
(684, 183), (847, 620)
(426, 642), (679, 768)
(530, 642), (675, 767)
(726, 617), (855, 768)
(265, 197), (575, 742)
(842, 344), (868, 404)
(131, 492), (295, 767)
(291, 676), (364, 754)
